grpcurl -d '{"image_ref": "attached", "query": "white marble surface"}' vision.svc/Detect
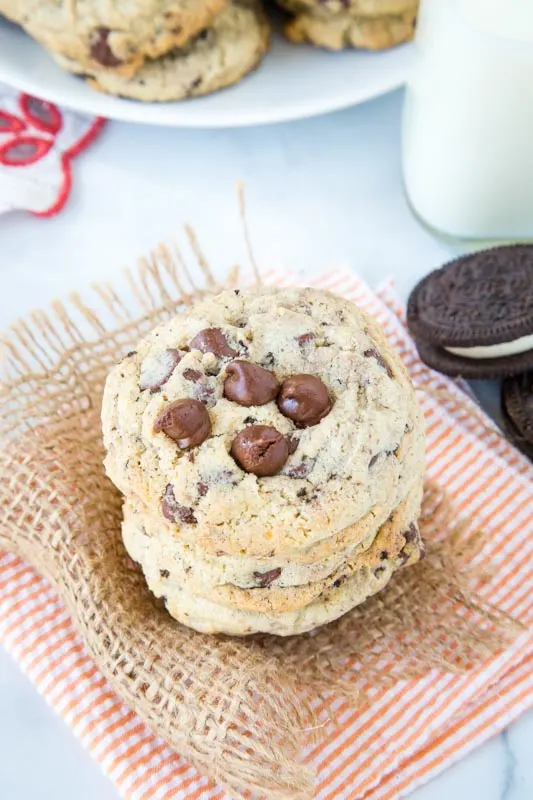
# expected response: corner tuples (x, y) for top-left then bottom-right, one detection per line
(0, 89), (532, 799)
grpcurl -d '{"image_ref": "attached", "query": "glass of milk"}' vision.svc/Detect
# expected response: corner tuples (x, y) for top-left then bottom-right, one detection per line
(402, 0), (533, 246)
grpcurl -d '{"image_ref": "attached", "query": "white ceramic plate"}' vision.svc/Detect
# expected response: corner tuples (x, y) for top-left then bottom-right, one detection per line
(0, 15), (412, 128)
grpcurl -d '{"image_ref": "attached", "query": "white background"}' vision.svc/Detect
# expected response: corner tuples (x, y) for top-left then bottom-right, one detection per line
(0, 88), (532, 799)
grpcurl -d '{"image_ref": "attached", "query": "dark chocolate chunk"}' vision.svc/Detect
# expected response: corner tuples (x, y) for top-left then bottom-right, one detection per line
(90, 27), (122, 66)
(231, 425), (289, 477)
(277, 374), (332, 427)
(223, 360), (279, 406)
(253, 568), (281, 587)
(153, 398), (211, 449)
(161, 485), (197, 525)
(190, 328), (237, 358)
(363, 348), (393, 379)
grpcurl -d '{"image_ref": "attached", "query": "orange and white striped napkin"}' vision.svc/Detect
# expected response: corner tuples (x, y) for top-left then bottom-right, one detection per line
(1, 269), (532, 800)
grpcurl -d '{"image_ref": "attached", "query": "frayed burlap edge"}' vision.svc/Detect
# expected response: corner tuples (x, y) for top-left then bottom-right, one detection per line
(0, 244), (523, 800)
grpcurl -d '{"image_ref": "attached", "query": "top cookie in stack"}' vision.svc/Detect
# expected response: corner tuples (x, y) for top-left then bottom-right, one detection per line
(0, 0), (270, 100)
(102, 286), (426, 635)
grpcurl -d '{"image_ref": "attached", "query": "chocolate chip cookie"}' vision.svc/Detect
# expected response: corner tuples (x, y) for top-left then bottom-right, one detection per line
(0, 0), (226, 78)
(102, 286), (425, 556)
(53, 0), (270, 101)
(283, 6), (417, 50)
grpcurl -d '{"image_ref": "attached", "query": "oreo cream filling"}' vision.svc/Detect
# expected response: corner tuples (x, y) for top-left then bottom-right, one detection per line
(445, 333), (533, 360)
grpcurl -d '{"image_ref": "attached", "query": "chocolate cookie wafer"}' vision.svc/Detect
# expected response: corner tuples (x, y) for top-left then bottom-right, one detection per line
(407, 246), (533, 379)
(501, 372), (533, 460)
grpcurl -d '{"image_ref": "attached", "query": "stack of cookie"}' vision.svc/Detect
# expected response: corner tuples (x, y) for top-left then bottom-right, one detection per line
(279, 0), (418, 52)
(407, 245), (533, 462)
(0, 0), (270, 101)
(102, 286), (426, 636)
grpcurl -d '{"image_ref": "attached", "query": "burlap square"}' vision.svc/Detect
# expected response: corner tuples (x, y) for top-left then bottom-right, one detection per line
(0, 247), (521, 800)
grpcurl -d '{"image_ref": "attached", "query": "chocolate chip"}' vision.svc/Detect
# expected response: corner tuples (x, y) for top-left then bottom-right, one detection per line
(190, 328), (237, 358)
(90, 27), (123, 66)
(297, 488), (307, 499)
(380, 551), (388, 560)
(277, 374), (332, 427)
(404, 522), (419, 543)
(286, 459), (312, 478)
(231, 425), (289, 477)
(160, 569), (170, 579)
(223, 360), (279, 407)
(140, 348), (182, 392)
(234, 290), (240, 296)
(197, 482), (208, 497)
(374, 566), (386, 576)
(153, 399), (211, 449)
(333, 578), (343, 588)
(183, 368), (203, 381)
(287, 437), (299, 455)
(243, 416), (257, 425)
(161, 485), (197, 524)
(253, 568), (281, 587)
(369, 453), (381, 469)
(296, 333), (315, 345)
(261, 352), (275, 368)
(364, 348), (393, 379)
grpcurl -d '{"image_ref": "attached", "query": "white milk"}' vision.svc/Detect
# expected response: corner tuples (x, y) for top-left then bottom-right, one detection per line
(402, 0), (533, 243)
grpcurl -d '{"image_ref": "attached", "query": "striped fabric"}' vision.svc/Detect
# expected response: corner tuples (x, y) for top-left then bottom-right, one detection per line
(1, 269), (532, 800)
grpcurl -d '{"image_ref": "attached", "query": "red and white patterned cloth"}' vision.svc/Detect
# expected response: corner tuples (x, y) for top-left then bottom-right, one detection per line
(0, 83), (104, 216)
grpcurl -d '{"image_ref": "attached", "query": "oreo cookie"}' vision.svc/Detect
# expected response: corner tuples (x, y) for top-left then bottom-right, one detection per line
(407, 245), (533, 379)
(501, 372), (533, 459)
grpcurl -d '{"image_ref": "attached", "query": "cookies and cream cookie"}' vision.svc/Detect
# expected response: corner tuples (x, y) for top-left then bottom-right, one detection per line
(0, 0), (226, 78)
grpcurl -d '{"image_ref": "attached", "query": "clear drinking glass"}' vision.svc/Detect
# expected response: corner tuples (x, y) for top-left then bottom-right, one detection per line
(402, 0), (533, 247)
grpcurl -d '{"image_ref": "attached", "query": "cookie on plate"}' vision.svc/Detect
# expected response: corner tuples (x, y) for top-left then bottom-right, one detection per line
(407, 245), (533, 380)
(0, 0), (226, 78)
(278, 0), (415, 19)
(53, 0), (270, 101)
(283, 7), (417, 50)
(501, 372), (533, 459)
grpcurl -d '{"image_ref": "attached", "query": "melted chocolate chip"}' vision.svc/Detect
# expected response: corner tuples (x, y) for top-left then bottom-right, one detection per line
(183, 368), (203, 381)
(161, 485), (197, 525)
(197, 482), (208, 497)
(380, 551), (388, 560)
(90, 27), (123, 66)
(224, 360), (279, 406)
(231, 425), (289, 477)
(364, 348), (393, 379)
(296, 333), (315, 345)
(277, 374), (332, 427)
(253, 568), (282, 587)
(190, 328), (237, 358)
(160, 569), (170, 579)
(153, 399), (211, 449)
(140, 348), (182, 393)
